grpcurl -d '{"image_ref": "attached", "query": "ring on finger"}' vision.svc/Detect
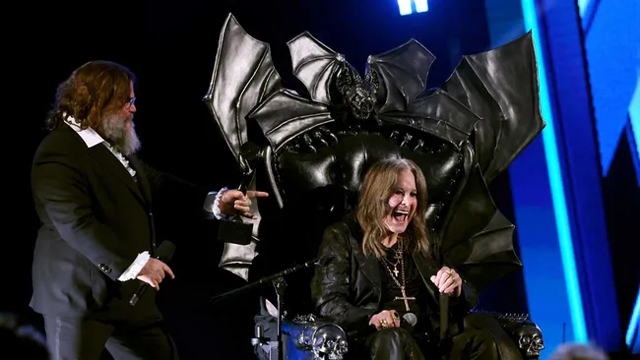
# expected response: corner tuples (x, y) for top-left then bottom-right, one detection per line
(379, 319), (388, 328)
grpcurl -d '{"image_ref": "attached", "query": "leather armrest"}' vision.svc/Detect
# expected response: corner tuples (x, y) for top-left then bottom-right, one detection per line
(472, 311), (545, 359)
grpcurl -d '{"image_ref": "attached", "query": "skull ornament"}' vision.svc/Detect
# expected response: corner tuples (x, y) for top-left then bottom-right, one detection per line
(516, 322), (545, 359)
(310, 325), (348, 360)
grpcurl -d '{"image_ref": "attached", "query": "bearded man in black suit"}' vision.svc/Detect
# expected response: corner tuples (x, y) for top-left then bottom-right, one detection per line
(30, 60), (266, 360)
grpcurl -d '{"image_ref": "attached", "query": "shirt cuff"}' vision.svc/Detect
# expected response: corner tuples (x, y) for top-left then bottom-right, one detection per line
(204, 187), (231, 220)
(117, 251), (151, 281)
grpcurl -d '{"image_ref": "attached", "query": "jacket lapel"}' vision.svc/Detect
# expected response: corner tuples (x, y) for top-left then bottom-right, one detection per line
(88, 144), (146, 204)
(354, 243), (440, 294)
(353, 242), (381, 292)
(344, 217), (382, 292)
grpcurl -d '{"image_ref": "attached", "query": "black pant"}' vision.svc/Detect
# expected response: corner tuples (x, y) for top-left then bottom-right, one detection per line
(43, 315), (178, 360)
(366, 327), (498, 360)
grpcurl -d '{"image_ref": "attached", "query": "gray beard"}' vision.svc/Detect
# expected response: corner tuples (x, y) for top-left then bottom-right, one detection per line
(100, 113), (141, 156)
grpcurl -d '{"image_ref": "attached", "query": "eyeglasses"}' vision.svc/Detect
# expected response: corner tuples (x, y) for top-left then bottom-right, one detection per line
(126, 96), (136, 108)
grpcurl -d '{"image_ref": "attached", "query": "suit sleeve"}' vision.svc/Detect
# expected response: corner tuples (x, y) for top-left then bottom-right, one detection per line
(134, 160), (224, 243)
(31, 152), (136, 281)
(137, 161), (211, 212)
(311, 225), (376, 334)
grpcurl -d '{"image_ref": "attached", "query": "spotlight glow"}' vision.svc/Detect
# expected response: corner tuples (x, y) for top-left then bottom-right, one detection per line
(398, 0), (428, 15)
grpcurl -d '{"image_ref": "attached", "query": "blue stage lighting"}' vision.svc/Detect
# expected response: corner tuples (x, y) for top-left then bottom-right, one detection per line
(520, 0), (588, 343)
(577, 0), (591, 18)
(630, 74), (640, 186)
(398, 0), (428, 16)
(626, 288), (640, 352)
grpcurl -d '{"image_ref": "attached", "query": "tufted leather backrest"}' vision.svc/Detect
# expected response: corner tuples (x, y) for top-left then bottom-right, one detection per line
(267, 124), (466, 233)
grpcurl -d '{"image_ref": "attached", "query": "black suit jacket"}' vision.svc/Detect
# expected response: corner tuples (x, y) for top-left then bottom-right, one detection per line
(30, 125), (212, 318)
(310, 214), (478, 339)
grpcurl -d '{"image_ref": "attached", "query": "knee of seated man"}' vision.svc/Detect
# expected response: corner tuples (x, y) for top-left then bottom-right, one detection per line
(372, 327), (411, 343)
(468, 329), (498, 351)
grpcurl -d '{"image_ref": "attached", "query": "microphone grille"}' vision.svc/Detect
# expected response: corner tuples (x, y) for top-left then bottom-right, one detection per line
(155, 241), (176, 261)
(403, 312), (418, 326)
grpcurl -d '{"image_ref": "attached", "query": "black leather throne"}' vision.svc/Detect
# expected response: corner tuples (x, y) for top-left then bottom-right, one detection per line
(203, 13), (546, 360)
(247, 123), (543, 360)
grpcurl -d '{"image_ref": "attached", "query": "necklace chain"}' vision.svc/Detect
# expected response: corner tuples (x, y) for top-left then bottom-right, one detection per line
(381, 236), (406, 288)
(380, 235), (416, 312)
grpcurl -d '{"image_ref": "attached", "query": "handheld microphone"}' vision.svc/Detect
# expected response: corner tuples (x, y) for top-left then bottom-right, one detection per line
(129, 241), (176, 306)
(399, 312), (419, 333)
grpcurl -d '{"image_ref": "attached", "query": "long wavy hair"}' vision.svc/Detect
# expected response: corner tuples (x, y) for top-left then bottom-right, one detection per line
(356, 158), (429, 259)
(45, 60), (137, 131)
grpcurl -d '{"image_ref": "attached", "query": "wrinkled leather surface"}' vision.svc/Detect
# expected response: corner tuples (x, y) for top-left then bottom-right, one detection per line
(287, 32), (342, 106)
(367, 39), (436, 115)
(442, 31), (545, 183)
(248, 90), (334, 152)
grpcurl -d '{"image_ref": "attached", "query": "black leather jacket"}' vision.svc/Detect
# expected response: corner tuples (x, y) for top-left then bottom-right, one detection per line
(310, 214), (478, 339)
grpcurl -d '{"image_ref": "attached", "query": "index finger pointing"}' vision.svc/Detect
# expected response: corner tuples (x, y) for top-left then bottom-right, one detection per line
(246, 191), (269, 198)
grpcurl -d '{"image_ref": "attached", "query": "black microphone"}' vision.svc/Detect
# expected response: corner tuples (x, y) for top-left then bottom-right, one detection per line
(217, 142), (260, 246)
(439, 292), (449, 341)
(129, 241), (176, 306)
(210, 258), (319, 304)
(402, 312), (418, 330)
(393, 311), (417, 334)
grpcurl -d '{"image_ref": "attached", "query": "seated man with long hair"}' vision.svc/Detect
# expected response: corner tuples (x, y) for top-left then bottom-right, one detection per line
(311, 158), (509, 359)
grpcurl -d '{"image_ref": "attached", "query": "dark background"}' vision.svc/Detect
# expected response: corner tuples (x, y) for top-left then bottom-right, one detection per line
(6, 0), (638, 359)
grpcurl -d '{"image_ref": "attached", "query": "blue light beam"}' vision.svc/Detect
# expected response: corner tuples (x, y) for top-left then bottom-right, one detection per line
(627, 287), (640, 352)
(629, 71), (640, 186)
(520, 0), (588, 343)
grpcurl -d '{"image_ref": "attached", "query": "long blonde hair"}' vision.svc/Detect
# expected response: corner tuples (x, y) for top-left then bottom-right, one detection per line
(356, 158), (429, 258)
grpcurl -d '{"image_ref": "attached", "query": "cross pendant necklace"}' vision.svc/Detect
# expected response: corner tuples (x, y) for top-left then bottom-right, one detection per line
(395, 285), (416, 312)
(381, 236), (416, 312)
(385, 242), (403, 278)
